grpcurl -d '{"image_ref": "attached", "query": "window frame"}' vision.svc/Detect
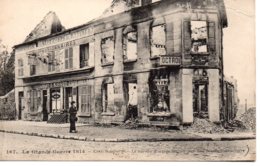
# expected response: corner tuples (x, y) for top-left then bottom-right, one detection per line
(150, 24), (167, 58)
(48, 51), (56, 72)
(65, 47), (73, 70)
(101, 36), (115, 66)
(17, 59), (24, 77)
(123, 31), (138, 62)
(102, 83), (114, 113)
(189, 20), (209, 55)
(80, 43), (90, 68)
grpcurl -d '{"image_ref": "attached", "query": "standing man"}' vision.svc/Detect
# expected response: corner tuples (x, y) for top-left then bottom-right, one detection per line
(124, 84), (138, 122)
(69, 101), (78, 133)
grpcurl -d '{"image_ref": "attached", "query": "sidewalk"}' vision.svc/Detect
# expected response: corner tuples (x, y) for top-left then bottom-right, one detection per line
(0, 121), (256, 142)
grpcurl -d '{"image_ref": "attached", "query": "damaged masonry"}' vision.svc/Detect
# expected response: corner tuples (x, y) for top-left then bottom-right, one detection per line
(13, 0), (238, 128)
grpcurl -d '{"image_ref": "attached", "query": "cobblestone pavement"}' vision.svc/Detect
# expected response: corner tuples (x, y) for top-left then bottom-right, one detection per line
(0, 132), (255, 161)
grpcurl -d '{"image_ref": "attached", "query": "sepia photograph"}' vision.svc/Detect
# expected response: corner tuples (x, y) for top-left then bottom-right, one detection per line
(0, 0), (256, 161)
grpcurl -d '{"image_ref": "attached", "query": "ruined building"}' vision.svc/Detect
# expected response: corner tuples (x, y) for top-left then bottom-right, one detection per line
(14, 0), (235, 127)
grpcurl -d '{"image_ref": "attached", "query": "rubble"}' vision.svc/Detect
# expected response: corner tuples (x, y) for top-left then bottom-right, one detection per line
(184, 118), (227, 134)
(238, 107), (256, 132)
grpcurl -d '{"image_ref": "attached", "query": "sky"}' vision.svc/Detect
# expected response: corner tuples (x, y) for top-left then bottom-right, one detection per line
(0, 0), (256, 107)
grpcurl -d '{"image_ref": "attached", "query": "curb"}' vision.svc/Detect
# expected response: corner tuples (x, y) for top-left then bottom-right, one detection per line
(0, 129), (256, 142)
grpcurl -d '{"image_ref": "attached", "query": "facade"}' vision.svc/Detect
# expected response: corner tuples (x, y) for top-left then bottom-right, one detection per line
(14, 0), (229, 126)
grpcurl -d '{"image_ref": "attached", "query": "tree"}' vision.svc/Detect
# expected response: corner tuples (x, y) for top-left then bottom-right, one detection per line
(0, 40), (15, 96)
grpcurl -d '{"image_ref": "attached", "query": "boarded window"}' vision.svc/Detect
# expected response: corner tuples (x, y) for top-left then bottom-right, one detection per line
(101, 36), (114, 64)
(191, 21), (208, 53)
(102, 83), (114, 112)
(123, 31), (137, 61)
(65, 48), (73, 69)
(18, 59), (24, 76)
(80, 44), (89, 68)
(151, 25), (166, 57)
(79, 86), (92, 115)
(48, 52), (56, 72)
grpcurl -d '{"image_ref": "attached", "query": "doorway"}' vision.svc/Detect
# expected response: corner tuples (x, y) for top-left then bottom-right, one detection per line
(125, 83), (138, 121)
(18, 92), (24, 120)
(65, 87), (73, 111)
(50, 88), (61, 113)
(193, 83), (208, 118)
(42, 90), (48, 121)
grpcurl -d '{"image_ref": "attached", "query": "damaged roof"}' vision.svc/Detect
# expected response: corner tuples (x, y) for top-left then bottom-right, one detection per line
(24, 11), (65, 43)
(14, 0), (228, 48)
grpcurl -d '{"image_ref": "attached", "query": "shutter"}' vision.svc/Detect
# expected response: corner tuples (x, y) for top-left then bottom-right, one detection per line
(183, 21), (191, 52)
(89, 42), (95, 66)
(52, 53), (56, 71)
(65, 49), (68, 69)
(85, 44), (89, 60)
(69, 48), (73, 68)
(65, 49), (68, 59)
(208, 22), (216, 53)
(48, 54), (52, 72)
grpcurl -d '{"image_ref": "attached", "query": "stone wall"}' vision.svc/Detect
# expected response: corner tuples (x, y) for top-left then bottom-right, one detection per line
(0, 90), (16, 120)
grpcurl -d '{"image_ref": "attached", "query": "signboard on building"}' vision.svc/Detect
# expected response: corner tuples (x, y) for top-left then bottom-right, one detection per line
(160, 55), (181, 66)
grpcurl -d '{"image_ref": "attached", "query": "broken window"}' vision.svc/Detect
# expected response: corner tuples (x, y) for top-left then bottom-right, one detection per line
(101, 36), (114, 64)
(102, 83), (114, 112)
(191, 21), (208, 53)
(123, 31), (137, 61)
(149, 70), (170, 112)
(65, 47), (73, 69)
(151, 25), (166, 58)
(80, 44), (89, 68)
(48, 51), (56, 72)
(17, 59), (24, 77)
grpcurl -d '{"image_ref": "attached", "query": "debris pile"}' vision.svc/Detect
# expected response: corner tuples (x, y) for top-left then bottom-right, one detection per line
(238, 107), (256, 132)
(184, 118), (227, 134)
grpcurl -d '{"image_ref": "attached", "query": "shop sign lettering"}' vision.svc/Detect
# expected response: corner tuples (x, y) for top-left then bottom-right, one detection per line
(160, 56), (181, 66)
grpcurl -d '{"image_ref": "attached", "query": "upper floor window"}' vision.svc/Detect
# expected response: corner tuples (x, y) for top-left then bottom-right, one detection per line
(28, 54), (37, 76)
(65, 47), (73, 69)
(191, 21), (208, 53)
(101, 36), (114, 65)
(151, 24), (166, 57)
(123, 31), (137, 61)
(48, 51), (56, 72)
(17, 59), (24, 77)
(80, 44), (89, 68)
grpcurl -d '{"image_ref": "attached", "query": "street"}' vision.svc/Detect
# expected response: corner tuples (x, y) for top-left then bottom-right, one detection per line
(0, 132), (255, 161)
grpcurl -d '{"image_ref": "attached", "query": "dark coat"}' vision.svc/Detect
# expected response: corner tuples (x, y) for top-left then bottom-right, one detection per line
(69, 106), (78, 122)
